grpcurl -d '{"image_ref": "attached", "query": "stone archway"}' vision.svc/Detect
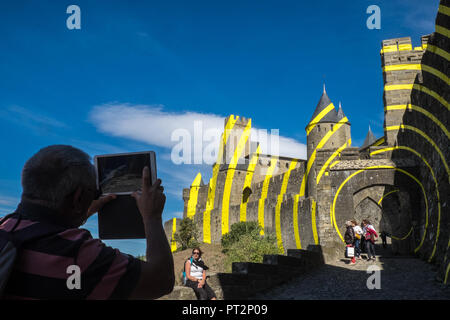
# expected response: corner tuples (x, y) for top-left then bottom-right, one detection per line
(353, 185), (414, 255)
(354, 196), (383, 233)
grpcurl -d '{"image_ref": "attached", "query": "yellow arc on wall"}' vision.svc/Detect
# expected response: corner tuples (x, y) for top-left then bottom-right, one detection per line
(171, 218), (177, 252)
(385, 105), (450, 140)
(370, 146), (441, 261)
(316, 139), (351, 185)
(275, 159), (298, 251)
(186, 172), (203, 219)
(240, 144), (261, 222)
(258, 156), (278, 236)
(385, 125), (449, 180)
(221, 120), (252, 235)
(202, 116), (238, 243)
(293, 116), (349, 249)
(306, 103), (335, 136)
(330, 165), (429, 254)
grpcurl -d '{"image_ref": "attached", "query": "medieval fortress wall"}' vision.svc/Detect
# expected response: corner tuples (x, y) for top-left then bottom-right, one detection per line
(164, 0), (450, 283)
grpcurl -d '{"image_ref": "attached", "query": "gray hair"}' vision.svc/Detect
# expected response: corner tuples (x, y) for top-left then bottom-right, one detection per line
(21, 145), (96, 209)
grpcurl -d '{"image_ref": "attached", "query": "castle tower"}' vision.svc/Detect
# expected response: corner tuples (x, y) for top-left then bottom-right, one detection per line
(222, 115), (251, 165)
(305, 87), (351, 198)
(215, 115), (252, 210)
(381, 36), (429, 146)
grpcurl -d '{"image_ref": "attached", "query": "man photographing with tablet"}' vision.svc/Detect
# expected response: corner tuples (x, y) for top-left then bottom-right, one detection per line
(0, 145), (174, 300)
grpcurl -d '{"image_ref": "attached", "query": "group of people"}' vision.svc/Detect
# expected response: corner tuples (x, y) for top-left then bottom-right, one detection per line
(344, 219), (379, 264)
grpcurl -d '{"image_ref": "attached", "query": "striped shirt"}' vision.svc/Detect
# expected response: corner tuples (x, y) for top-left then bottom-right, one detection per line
(0, 201), (141, 300)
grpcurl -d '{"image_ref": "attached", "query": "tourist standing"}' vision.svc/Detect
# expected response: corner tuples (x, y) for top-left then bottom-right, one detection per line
(351, 220), (363, 260)
(344, 221), (356, 264)
(362, 219), (378, 261)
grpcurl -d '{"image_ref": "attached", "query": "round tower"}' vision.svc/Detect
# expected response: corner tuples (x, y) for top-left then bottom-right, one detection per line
(305, 86), (351, 198)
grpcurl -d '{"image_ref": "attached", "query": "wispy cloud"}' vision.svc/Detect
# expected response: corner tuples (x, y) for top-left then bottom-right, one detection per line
(0, 105), (67, 134)
(88, 103), (307, 162)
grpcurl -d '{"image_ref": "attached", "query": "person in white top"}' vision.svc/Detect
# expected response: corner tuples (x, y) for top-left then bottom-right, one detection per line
(351, 220), (363, 259)
(184, 247), (217, 300)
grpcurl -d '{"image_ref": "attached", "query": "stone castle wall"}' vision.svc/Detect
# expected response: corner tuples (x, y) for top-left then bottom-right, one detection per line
(165, 0), (450, 284)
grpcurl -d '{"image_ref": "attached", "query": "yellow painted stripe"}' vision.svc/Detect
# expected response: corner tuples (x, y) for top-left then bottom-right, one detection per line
(293, 116), (349, 249)
(311, 199), (319, 245)
(422, 64), (450, 85)
(306, 103), (335, 136)
(383, 64), (421, 72)
(384, 84), (413, 91)
(258, 156), (278, 236)
(380, 45), (398, 53)
(331, 166), (428, 253)
(398, 44), (412, 51)
(222, 120), (252, 235)
(293, 194), (302, 249)
(377, 189), (400, 205)
(445, 262), (450, 284)
(385, 125), (450, 179)
(186, 172), (202, 219)
(384, 84), (449, 111)
(202, 116), (238, 243)
(171, 218), (177, 252)
(385, 105), (450, 140)
(383, 63), (450, 85)
(436, 24), (450, 38)
(299, 116), (349, 197)
(373, 137), (385, 146)
(426, 44), (450, 61)
(438, 4), (450, 16)
(329, 160), (340, 169)
(391, 227), (413, 241)
(316, 139), (351, 185)
(275, 159), (298, 251)
(370, 146), (441, 261)
(240, 144), (261, 222)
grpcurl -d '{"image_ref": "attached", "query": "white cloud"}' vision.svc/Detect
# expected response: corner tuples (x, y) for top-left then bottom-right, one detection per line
(88, 103), (306, 162)
(1, 105), (67, 129)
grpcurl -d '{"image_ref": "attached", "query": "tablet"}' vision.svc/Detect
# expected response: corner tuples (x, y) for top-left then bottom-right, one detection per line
(94, 151), (157, 239)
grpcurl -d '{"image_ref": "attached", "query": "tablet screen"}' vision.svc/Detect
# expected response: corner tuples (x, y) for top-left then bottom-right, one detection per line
(97, 153), (150, 194)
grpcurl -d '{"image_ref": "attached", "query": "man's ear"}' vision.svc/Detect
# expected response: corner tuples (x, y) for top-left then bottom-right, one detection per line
(72, 187), (83, 207)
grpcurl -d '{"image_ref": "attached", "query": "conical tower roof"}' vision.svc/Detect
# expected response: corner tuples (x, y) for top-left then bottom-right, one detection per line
(308, 86), (339, 126)
(337, 102), (345, 120)
(361, 126), (376, 149)
(337, 102), (351, 124)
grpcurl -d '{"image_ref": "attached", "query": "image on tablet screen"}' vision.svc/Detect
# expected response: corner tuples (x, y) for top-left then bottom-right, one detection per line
(97, 153), (150, 194)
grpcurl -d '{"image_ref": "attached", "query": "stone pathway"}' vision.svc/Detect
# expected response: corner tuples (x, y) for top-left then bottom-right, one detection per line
(250, 255), (450, 300)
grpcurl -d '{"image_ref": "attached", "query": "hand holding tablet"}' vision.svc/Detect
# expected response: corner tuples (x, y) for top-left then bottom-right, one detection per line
(94, 151), (158, 239)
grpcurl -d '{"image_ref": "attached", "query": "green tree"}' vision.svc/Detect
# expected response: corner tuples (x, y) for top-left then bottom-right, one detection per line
(174, 217), (200, 251)
(221, 221), (261, 253)
(221, 221), (282, 272)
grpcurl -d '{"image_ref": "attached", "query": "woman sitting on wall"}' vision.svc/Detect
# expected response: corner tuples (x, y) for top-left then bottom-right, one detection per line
(184, 247), (217, 300)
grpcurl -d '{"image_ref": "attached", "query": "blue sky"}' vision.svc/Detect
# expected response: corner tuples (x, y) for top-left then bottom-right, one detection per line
(0, 0), (439, 256)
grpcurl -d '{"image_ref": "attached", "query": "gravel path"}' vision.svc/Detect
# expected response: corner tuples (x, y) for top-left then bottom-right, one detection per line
(251, 255), (450, 300)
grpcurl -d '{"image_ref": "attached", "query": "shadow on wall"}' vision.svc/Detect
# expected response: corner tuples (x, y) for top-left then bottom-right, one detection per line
(391, 28), (450, 283)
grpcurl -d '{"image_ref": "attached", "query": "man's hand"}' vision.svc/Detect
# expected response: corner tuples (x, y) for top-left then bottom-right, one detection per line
(87, 194), (117, 218)
(131, 167), (166, 222)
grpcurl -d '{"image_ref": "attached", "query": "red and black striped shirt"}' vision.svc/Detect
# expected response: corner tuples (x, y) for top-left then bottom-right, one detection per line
(0, 201), (141, 300)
